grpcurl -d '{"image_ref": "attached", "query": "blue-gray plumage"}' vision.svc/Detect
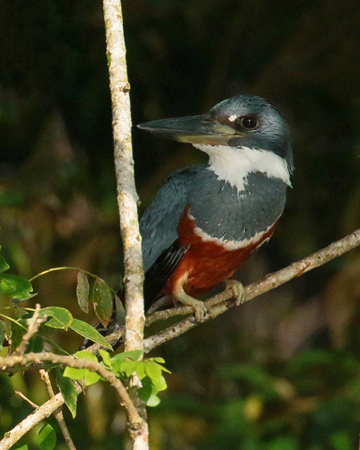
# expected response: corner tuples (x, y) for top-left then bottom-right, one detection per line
(138, 94), (293, 319)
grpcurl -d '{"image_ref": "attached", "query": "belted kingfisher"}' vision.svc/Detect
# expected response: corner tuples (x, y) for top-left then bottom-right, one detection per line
(138, 95), (293, 320)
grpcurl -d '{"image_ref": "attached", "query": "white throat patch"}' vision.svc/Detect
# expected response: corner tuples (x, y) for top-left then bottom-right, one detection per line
(194, 144), (291, 191)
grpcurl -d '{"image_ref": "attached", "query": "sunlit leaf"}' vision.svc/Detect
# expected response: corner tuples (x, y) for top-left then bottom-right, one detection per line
(0, 274), (35, 301)
(63, 351), (102, 386)
(39, 307), (73, 329)
(76, 271), (89, 313)
(63, 366), (86, 380)
(121, 360), (140, 377)
(0, 255), (10, 274)
(138, 377), (161, 407)
(34, 424), (56, 450)
(111, 350), (143, 363)
(69, 318), (113, 350)
(84, 370), (102, 386)
(99, 349), (112, 367)
(56, 368), (79, 418)
(145, 361), (162, 381)
(92, 278), (113, 327)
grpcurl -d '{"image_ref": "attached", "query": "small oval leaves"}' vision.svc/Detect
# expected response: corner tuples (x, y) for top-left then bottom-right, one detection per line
(76, 271), (90, 313)
(92, 278), (113, 327)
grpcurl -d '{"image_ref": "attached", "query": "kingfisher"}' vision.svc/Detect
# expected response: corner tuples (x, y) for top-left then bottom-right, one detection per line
(138, 94), (294, 321)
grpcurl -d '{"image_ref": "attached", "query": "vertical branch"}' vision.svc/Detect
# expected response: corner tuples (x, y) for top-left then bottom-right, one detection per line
(102, 0), (148, 448)
(102, 0), (145, 353)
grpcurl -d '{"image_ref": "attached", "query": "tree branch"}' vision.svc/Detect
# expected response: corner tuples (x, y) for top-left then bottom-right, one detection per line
(103, 0), (145, 353)
(39, 369), (77, 450)
(2, 228), (360, 448)
(103, 0), (148, 447)
(0, 352), (142, 450)
(0, 390), (78, 450)
(143, 227), (360, 352)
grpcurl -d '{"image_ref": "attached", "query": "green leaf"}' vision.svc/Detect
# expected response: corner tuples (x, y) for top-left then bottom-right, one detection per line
(99, 349), (112, 367)
(138, 376), (161, 407)
(76, 271), (89, 313)
(63, 366), (86, 380)
(10, 321), (26, 352)
(40, 307), (73, 329)
(75, 350), (98, 361)
(63, 352), (102, 386)
(0, 274), (35, 301)
(330, 431), (352, 450)
(92, 278), (113, 327)
(121, 360), (140, 377)
(56, 368), (79, 418)
(145, 361), (162, 382)
(0, 255), (10, 274)
(84, 370), (102, 386)
(115, 295), (125, 326)
(34, 424), (56, 450)
(26, 335), (44, 353)
(111, 350), (144, 363)
(0, 319), (5, 350)
(69, 318), (113, 350)
(14, 445), (28, 450)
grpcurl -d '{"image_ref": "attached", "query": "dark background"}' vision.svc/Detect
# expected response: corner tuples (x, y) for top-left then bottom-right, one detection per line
(1, 0), (360, 449)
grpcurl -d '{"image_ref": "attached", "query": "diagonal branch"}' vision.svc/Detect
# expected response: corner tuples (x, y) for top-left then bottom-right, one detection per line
(143, 227), (360, 352)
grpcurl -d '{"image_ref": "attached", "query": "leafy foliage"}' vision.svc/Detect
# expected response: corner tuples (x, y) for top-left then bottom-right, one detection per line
(63, 349), (170, 408)
(0, 247), (34, 301)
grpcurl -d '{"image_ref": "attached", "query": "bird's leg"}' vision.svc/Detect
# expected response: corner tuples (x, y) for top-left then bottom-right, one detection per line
(225, 279), (246, 306)
(174, 286), (207, 321)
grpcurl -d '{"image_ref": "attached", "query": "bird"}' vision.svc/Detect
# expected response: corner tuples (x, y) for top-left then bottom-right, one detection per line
(138, 94), (293, 321)
(81, 94), (293, 349)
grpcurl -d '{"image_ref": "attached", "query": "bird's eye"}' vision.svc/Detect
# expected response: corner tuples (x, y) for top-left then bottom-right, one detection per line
(241, 115), (258, 129)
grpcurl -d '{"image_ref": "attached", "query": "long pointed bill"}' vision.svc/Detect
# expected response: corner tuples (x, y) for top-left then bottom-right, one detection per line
(137, 115), (240, 145)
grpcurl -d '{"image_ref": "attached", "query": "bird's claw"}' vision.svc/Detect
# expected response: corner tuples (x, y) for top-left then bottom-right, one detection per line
(192, 301), (207, 322)
(175, 287), (207, 321)
(225, 279), (246, 306)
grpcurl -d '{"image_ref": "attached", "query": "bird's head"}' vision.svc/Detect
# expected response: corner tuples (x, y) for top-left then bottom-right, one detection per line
(138, 95), (294, 179)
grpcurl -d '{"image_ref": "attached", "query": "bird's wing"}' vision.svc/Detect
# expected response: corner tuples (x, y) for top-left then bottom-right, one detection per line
(140, 167), (198, 308)
(140, 167), (196, 272)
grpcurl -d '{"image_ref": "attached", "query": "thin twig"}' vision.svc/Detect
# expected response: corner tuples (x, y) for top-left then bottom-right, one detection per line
(14, 391), (38, 409)
(39, 369), (77, 450)
(14, 304), (46, 356)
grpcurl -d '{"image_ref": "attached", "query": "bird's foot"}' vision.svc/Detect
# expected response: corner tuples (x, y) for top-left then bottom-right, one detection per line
(225, 279), (246, 306)
(175, 287), (207, 321)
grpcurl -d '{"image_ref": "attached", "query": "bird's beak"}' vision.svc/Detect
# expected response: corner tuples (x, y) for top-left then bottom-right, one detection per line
(137, 114), (239, 145)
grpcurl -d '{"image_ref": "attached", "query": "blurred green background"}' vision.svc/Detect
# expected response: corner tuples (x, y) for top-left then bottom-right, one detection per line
(1, 0), (360, 449)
